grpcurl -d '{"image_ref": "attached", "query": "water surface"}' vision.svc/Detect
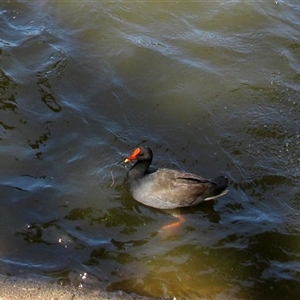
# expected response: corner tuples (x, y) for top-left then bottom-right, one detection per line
(0, 1), (300, 299)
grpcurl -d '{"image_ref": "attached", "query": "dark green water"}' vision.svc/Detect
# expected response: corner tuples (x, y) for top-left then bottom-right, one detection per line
(0, 1), (299, 299)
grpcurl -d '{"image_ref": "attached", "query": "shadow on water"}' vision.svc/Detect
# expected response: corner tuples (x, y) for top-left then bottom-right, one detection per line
(1, 0), (300, 299)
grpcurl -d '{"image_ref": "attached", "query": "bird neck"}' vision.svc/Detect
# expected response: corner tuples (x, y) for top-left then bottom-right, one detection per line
(128, 159), (152, 179)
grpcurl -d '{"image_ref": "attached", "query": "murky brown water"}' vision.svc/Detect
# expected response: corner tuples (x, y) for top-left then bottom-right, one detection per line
(1, 1), (300, 299)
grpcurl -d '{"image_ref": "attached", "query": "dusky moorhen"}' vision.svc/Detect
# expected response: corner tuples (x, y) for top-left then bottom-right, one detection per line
(125, 146), (228, 209)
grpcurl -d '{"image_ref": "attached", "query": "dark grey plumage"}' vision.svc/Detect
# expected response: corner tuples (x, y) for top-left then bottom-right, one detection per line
(125, 146), (228, 209)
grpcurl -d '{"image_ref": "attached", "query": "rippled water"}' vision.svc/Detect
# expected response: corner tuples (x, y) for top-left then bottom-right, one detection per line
(1, 1), (300, 299)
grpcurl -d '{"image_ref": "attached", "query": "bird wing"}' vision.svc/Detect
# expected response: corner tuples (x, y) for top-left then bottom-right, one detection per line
(175, 172), (211, 185)
(152, 169), (211, 188)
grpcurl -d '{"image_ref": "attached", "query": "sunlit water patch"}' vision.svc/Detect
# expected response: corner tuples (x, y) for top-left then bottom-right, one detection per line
(0, 1), (300, 299)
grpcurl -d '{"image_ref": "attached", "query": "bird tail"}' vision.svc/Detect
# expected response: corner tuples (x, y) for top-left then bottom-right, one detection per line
(204, 176), (229, 201)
